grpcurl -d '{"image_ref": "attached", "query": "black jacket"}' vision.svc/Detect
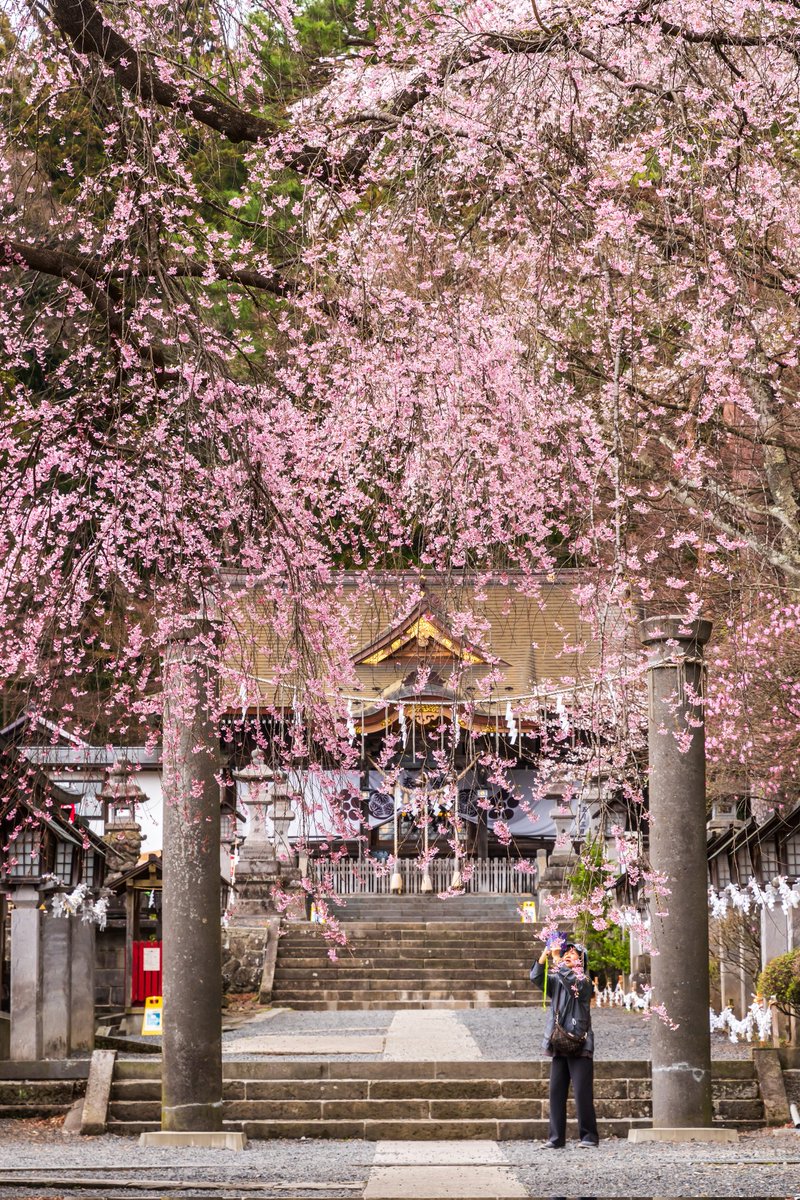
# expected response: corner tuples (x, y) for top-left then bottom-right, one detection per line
(530, 959), (595, 1058)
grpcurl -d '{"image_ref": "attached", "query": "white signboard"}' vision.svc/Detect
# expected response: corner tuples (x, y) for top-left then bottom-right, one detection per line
(142, 946), (161, 973)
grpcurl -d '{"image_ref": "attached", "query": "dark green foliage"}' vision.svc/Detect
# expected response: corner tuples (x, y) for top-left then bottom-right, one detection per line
(568, 835), (631, 979)
(757, 948), (800, 1018)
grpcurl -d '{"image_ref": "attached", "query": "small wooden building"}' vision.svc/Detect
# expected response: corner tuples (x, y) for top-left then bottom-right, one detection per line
(96, 851), (232, 1022)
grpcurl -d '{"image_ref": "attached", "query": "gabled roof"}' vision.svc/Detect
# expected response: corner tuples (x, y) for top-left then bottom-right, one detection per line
(104, 850), (227, 891)
(0, 737), (107, 857)
(352, 602), (501, 667)
(223, 570), (609, 710)
(105, 851), (163, 892)
(706, 798), (800, 861)
(0, 712), (89, 748)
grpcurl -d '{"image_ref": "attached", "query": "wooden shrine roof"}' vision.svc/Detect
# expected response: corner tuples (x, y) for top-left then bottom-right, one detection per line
(223, 570), (614, 714)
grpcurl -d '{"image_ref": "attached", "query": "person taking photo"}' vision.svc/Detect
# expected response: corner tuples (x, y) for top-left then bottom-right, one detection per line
(530, 934), (599, 1149)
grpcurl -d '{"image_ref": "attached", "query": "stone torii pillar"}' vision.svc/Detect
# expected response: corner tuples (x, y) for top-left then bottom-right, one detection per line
(630, 616), (736, 1144)
(140, 621), (244, 1149)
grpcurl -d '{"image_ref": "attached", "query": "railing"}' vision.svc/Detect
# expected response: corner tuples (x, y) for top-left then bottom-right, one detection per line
(311, 857), (536, 896)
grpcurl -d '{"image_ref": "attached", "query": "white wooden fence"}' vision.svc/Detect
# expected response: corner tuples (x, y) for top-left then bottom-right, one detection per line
(311, 857), (535, 895)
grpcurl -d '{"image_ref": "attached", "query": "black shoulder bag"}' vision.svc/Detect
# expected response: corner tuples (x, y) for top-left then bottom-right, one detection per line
(548, 979), (588, 1056)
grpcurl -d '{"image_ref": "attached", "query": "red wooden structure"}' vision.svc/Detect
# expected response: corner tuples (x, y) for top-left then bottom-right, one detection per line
(131, 940), (163, 1004)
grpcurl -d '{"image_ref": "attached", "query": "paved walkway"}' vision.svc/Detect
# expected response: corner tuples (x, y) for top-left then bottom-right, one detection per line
(383, 1011), (483, 1060)
(0, 1124), (798, 1197)
(365, 1141), (525, 1198)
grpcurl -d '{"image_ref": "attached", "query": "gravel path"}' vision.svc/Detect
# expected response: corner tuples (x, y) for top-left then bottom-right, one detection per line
(506, 1128), (800, 1196)
(458, 1005), (756, 1060)
(223, 1005), (755, 1061)
(223, 1010), (395, 1039)
(0, 1122), (372, 1198)
(0, 1123), (798, 1198)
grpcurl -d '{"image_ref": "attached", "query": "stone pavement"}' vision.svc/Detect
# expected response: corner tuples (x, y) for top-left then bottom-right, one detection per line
(364, 1141), (526, 1198)
(383, 1011), (483, 1060)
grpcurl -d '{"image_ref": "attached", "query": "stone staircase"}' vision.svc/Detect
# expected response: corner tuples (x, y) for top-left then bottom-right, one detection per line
(326, 895), (529, 922)
(107, 1058), (765, 1138)
(0, 1060), (88, 1119)
(271, 920), (539, 1010)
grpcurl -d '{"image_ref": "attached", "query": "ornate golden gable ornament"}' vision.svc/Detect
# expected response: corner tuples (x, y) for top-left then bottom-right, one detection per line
(354, 612), (489, 667)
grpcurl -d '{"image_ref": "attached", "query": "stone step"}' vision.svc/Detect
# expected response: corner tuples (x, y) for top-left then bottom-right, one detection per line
(327, 900), (533, 918)
(109, 1097), (657, 1123)
(0, 1104), (80, 1119)
(0, 1078), (86, 1119)
(272, 979), (533, 989)
(281, 944), (538, 953)
(275, 998), (541, 1009)
(330, 911), (533, 919)
(273, 977), (531, 987)
(279, 929), (537, 940)
(0, 1081), (80, 1104)
(282, 946), (536, 952)
(113, 1058), (756, 1081)
(271, 990), (534, 1002)
(278, 951), (535, 961)
(109, 1096), (762, 1124)
(273, 971), (533, 982)
(282, 926), (538, 936)
(279, 936), (535, 945)
(281, 935), (538, 944)
(273, 959), (535, 970)
(273, 986), (532, 997)
(106, 1114), (751, 1139)
(110, 1076), (760, 1104)
(281, 922), (538, 934)
(279, 941), (537, 953)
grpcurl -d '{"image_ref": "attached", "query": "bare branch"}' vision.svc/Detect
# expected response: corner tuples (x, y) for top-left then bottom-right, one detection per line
(48, 0), (278, 143)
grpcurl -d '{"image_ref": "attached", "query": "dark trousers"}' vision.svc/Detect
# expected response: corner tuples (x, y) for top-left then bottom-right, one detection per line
(548, 1054), (599, 1145)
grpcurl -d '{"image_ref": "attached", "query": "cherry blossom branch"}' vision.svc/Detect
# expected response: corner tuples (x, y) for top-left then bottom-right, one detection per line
(0, 238), (172, 376)
(45, 0), (279, 144)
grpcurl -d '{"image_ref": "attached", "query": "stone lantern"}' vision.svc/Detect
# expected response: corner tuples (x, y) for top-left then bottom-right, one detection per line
(549, 799), (576, 864)
(270, 776), (297, 862)
(707, 796), (741, 837)
(226, 750), (301, 993)
(231, 748), (276, 878)
(100, 761), (145, 879)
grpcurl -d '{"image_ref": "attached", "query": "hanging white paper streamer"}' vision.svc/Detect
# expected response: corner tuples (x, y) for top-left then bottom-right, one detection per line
(709, 998), (773, 1044)
(505, 701), (518, 746)
(708, 876), (800, 920)
(555, 693), (570, 734)
(593, 981), (774, 1043)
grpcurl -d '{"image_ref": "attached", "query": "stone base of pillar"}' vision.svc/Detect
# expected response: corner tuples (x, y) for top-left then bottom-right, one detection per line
(628, 1127), (738, 1143)
(139, 1131), (247, 1149)
(222, 917), (283, 999)
(232, 864), (304, 923)
(535, 860), (571, 921)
